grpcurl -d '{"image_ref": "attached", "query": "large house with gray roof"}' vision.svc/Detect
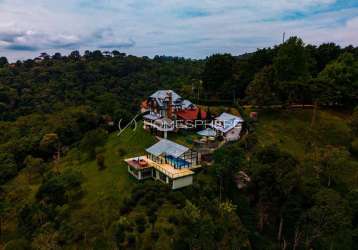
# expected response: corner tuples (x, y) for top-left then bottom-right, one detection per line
(140, 90), (205, 138)
(124, 139), (201, 189)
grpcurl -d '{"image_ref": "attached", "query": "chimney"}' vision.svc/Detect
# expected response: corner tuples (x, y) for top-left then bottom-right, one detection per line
(167, 91), (173, 119)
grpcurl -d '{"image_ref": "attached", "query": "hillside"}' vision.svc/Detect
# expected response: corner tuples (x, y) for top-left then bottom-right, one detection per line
(0, 39), (357, 249)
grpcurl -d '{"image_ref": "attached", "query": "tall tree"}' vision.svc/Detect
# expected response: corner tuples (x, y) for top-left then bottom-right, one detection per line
(202, 54), (235, 99)
(273, 37), (310, 82)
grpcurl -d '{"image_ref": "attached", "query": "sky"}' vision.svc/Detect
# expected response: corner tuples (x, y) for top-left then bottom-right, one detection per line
(0, 0), (357, 61)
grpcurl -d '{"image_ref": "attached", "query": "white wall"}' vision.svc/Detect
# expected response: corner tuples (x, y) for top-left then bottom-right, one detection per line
(225, 126), (242, 141)
(172, 175), (193, 189)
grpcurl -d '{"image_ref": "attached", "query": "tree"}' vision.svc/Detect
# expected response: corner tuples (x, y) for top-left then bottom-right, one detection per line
(246, 65), (280, 105)
(318, 146), (349, 187)
(0, 153), (17, 184)
(23, 155), (44, 183)
(202, 54), (236, 98)
(316, 53), (358, 106)
(273, 37), (310, 82)
(40, 133), (60, 159)
(0, 201), (10, 238)
(351, 138), (358, 157)
(79, 129), (108, 159)
(302, 189), (352, 250)
(316, 43), (341, 72)
(96, 154), (105, 170)
(69, 50), (80, 60)
(0, 57), (8, 67)
(214, 144), (246, 200)
(351, 107), (358, 137)
(36, 170), (84, 205)
(52, 53), (62, 60)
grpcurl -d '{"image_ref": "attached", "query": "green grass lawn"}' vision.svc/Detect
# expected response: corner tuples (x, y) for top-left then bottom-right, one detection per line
(255, 109), (358, 189)
(255, 109), (351, 160)
(61, 123), (156, 212)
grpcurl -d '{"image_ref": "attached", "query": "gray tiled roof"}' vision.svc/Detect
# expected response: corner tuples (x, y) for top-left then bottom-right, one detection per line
(210, 112), (244, 133)
(146, 139), (189, 158)
(150, 90), (182, 107)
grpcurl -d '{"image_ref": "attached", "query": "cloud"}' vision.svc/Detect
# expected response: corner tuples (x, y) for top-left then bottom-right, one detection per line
(0, 27), (81, 51)
(0, 0), (357, 60)
(176, 8), (211, 18)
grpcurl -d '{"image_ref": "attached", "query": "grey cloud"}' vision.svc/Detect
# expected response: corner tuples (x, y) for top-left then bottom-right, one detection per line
(0, 28), (81, 51)
(5, 44), (38, 51)
(98, 39), (136, 49)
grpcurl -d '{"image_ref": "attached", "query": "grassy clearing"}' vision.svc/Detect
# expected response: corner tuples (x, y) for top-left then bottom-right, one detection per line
(255, 109), (351, 160)
(255, 109), (358, 189)
(61, 123), (156, 211)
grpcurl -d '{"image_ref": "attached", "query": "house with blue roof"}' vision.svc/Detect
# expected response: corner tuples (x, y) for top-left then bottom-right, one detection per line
(124, 139), (201, 189)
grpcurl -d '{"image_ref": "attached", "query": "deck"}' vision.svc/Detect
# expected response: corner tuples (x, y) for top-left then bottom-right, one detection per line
(125, 156), (195, 179)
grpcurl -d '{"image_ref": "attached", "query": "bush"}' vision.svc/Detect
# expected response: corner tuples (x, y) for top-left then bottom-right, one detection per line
(118, 148), (127, 157)
(168, 215), (179, 225)
(151, 231), (159, 241)
(115, 224), (125, 247)
(135, 214), (146, 226)
(127, 234), (136, 247)
(0, 153), (17, 185)
(79, 129), (108, 159)
(96, 154), (106, 170)
(4, 239), (31, 250)
(351, 138), (358, 156)
(146, 203), (159, 216)
(137, 224), (145, 233)
(119, 198), (132, 214)
(148, 214), (157, 224)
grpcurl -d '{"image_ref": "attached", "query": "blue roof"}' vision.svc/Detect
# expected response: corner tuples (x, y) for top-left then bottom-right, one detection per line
(197, 128), (217, 137)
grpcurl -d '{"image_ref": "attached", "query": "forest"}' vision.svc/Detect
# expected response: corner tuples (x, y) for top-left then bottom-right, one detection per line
(0, 37), (357, 249)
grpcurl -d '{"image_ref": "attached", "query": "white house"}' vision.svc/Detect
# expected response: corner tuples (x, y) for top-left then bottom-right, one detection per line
(210, 112), (244, 142)
(124, 139), (201, 189)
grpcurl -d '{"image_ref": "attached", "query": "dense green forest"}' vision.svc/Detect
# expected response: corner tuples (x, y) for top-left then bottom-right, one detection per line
(0, 37), (357, 249)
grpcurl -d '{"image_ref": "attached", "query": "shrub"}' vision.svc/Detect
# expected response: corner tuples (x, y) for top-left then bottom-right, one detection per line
(96, 154), (106, 170)
(137, 224), (145, 233)
(148, 214), (157, 224)
(151, 231), (159, 241)
(351, 138), (358, 156)
(4, 239), (31, 250)
(119, 199), (132, 215)
(118, 148), (127, 157)
(115, 224), (125, 246)
(127, 234), (136, 247)
(0, 153), (17, 185)
(168, 215), (179, 225)
(135, 214), (146, 226)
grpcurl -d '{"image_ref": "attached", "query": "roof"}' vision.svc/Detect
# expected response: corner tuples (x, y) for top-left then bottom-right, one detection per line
(149, 90), (182, 107)
(216, 112), (244, 122)
(143, 112), (162, 120)
(182, 99), (195, 109)
(210, 112), (244, 133)
(141, 100), (149, 109)
(197, 128), (217, 137)
(146, 139), (189, 158)
(175, 108), (207, 121)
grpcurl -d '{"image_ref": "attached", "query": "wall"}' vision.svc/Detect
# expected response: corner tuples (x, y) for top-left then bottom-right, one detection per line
(172, 175), (193, 189)
(225, 126), (242, 141)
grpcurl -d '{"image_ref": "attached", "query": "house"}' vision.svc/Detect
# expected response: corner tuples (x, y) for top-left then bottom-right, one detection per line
(124, 139), (201, 189)
(141, 90), (195, 117)
(209, 112), (244, 141)
(141, 90), (205, 137)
